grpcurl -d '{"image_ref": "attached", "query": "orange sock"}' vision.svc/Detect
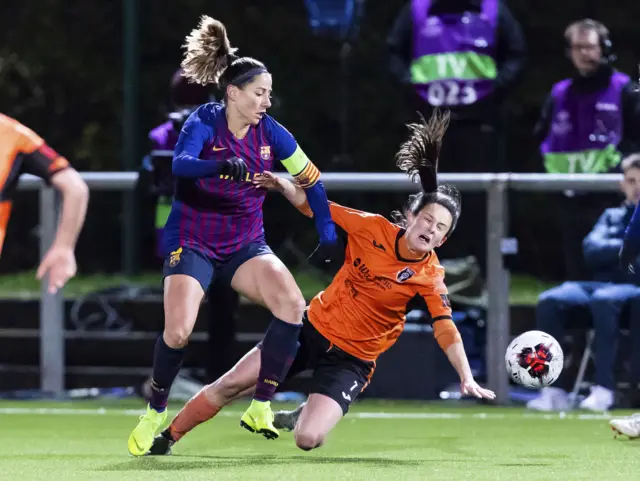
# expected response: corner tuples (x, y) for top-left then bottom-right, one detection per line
(168, 389), (221, 441)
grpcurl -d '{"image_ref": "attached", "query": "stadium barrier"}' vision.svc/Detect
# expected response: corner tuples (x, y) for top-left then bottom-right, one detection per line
(18, 171), (624, 404)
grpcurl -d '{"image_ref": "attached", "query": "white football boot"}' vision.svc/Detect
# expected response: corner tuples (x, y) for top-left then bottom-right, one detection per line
(610, 413), (640, 438)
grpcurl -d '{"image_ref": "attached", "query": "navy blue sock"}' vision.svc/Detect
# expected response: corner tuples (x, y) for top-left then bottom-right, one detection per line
(254, 317), (301, 402)
(150, 336), (185, 412)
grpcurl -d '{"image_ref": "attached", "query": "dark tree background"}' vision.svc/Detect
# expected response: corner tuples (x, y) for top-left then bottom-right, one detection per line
(0, 1), (639, 278)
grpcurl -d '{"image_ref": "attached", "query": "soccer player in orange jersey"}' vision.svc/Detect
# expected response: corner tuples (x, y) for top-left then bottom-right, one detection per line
(146, 110), (494, 455)
(0, 114), (88, 293)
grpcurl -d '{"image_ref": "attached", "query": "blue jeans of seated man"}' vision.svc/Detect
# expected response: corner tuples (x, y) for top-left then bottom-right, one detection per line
(536, 281), (640, 391)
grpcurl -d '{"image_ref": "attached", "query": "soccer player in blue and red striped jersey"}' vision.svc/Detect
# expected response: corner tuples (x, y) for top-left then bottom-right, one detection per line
(127, 16), (339, 456)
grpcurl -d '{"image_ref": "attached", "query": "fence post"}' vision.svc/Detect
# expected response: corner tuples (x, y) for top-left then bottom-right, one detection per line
(39, 186), (65, 394)
(486, 175), (510, 404)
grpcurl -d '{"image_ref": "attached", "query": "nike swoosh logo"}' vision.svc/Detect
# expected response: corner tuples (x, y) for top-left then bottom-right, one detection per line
(212, 146), (227, 151)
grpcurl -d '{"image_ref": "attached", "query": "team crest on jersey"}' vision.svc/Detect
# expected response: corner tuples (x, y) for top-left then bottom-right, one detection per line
(260, 145), (271, 160)
(169, 247), (182, 267)
(396, 267), (415, 283)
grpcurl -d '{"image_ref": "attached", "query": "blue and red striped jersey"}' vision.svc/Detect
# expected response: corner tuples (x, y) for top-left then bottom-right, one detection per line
(164, 103), (303, 260)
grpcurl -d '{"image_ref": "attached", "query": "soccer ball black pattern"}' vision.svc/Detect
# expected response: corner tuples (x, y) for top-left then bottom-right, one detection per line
(505, 330), (564, 389)
(517, 344), (553, 379)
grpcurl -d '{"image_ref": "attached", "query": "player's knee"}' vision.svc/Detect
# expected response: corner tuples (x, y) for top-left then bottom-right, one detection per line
(163, 325), (191, 348)
(536, 289), (564, 317)
(261, 266), (305, 323)
(537, 289), (559, 307)
(270, 290), (306, 324)
(294, 429), (324, 451)
(590, 290), (625, 307)
(163, 303), (198, 348)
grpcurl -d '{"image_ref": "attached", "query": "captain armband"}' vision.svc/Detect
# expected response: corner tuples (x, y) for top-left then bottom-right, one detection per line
(280, 146), (321, 188)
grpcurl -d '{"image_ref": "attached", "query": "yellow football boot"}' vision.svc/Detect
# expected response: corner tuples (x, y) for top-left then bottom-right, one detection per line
(240, 399), (279, 440)
(127, 405), (168, 456)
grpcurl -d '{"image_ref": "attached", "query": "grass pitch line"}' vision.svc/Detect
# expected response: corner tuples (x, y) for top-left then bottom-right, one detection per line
(0, 406), (613, 421)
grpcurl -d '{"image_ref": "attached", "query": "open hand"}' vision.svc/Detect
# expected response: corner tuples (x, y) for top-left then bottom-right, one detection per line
(461, 378), (496, 400)
(36, 245), (77, 294)
(252, 171), (281, 191)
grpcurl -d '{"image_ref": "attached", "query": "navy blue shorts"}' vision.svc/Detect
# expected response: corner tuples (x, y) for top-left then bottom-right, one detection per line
(162, 241), (273, 291)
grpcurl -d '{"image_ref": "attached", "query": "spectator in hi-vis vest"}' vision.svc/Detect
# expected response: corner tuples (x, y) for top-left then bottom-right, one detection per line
(537, 19), (640, 175)
(536, 19), (640, 280)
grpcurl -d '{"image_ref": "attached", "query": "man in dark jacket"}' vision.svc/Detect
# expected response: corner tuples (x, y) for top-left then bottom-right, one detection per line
(527, 154), (640, 412)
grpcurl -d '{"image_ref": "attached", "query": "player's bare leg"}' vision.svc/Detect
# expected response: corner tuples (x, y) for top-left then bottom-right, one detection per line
(128, 274), (205, 456)
(232, 255), (305, 439)
(154, 275), (205, 408)
(149, 348), (261, 455)
(293, 393), (344, 451)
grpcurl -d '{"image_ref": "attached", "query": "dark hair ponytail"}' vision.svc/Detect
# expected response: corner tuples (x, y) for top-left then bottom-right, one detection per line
(391, 109), (461, 235)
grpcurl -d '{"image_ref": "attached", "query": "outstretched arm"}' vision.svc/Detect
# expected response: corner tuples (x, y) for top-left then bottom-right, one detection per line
(254, 171), (385, 235)
(16, 134), (89, 293)
(437, 321), (495, 399)
(267, 118), (337, 256)
(253, 171), (312, 216)
(48, 168), (89, 254)
(422, 282), (495, 400)
(279, 148), (336, 247)
(36, 168), (89, 294)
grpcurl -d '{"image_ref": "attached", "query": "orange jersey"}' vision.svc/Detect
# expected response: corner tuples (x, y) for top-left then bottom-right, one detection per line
(0, 114), (69, 253)
(307, 202), (460, 362)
